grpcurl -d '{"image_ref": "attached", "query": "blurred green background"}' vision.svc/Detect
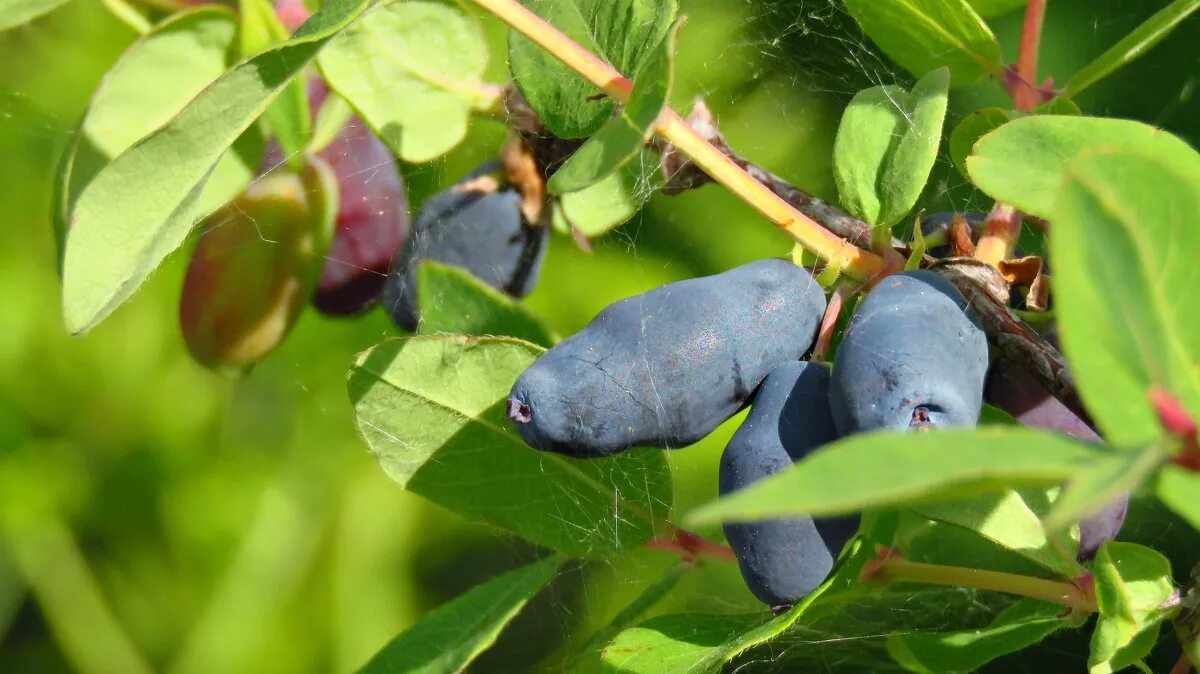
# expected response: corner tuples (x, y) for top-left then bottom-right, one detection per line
(0, 1), (1196, 672)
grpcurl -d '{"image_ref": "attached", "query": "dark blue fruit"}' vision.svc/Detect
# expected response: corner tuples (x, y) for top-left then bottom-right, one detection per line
(720, 361), (860, 607)
(830, 270), (988, 433)
(383, 162), (548, 331)
(507, 259), (828, 457)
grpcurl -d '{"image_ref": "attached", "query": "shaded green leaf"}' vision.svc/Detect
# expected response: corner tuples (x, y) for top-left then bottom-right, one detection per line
(240, 0), (311, 160)
(55, 7), (255, 266)
(887, 599), (1068, 673)
(1155, 465), (1200, 532)
(1050, 145), (1200, 448)
(979, 402), (1020, 426)
(347, 336), (672, 557)
(416, 261), (557, 347)
(547, 19), (677, 194)
(845, 0), (1001, 86)
(1063, 0), (1200, 97)
(949, 107), (1012, 180)
(833, 68), (949, 227)
(685, 428), (1103, 526)
(361, 556), (560, 674)
(1088, 542), (1175, 674)
(568, 563), (689, 671)
(551, 160), (652, 238)
(915, 488), (1081, 577)
(601, 613), (770, 674)
(966, 115), (1197, 219)
(61, 0), (375, 334)
(319, 0), (495, 163)
(509, 0), (677, 138)
(1043, 444), (1168, 533)
(0, 0), (70, 31)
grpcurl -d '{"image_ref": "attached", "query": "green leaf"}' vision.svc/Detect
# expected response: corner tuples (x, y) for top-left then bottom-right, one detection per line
(1063, 0), (1200, 97)
(509, 0), (677, 138)
(1050, 145), (1200, 448)
(845, 0), (1001, 86)
(240, 0), (311, 160)
(948, 99), (1080, 180)
(601, 613), (771, 674)
(1155, 465), (1200, 532)
(966, 115), (1197, 219)
(547, 19), (677, 194)
(0, 0), (70, 30)
(550, 160), (652, 238)
(416, 261), (557, 347)
(61, 0), (375, 335)
(979, 402), (1020, 426)
(914, 488), (1082, 577)
(318, 0), (495, 163)
(833, 68), (950, 227)
(685, 427), (1103, 526)
(1088, 542), (1175, 674)
(568, 562), (689, 670)
(887, 599), (1068, 673)
(949, 107), (1012, 180)
(55, 7), (255, 267)
(1043, 444), (1167, 533)
(361, 556), (559, 674)
(966, 0), (1027, 17)
(347, 336), (672, 557)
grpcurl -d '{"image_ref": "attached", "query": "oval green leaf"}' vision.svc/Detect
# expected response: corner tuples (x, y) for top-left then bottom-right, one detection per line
(55, 7), (254, 267)
(347, 336), (672, 558)
(966, 115), (1196, 219)
(833, 67), (950, 227)
(1050, 145), (1200, 447)
(318, 0), (495, 163)
(60, 0), (374, 334)
(0, 0), (71, 31)
(416, 261), (557, 347)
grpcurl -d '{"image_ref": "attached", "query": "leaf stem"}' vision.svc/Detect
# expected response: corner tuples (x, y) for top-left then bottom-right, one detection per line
(1013, 0), (1048, 111)
(863, 554), (1097, 613)
(469, 0), (897, 282)
(974, 202), (1022, 267)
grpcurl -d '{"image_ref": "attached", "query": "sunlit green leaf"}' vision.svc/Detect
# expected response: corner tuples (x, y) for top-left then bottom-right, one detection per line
(966, 115), (1196, 219)
(915, 488), (1082, 577)
(347, 336), (672, 557)
(1043, 444), (1167, 533)
(1155, 465), (1200, 533)
(61, 0), (376, 334)
(416, 261), (557, 347)
(319, 0), (495, 163)
(686, 428), (1102, 526)
(1050, 145), (1200, 448)
(1088, 542), (1175, 674)
(833, 68), (949, 227)
(550, 160), (653, 238)
(55, 7), (256, 267)
(0, 0), (71, 31)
